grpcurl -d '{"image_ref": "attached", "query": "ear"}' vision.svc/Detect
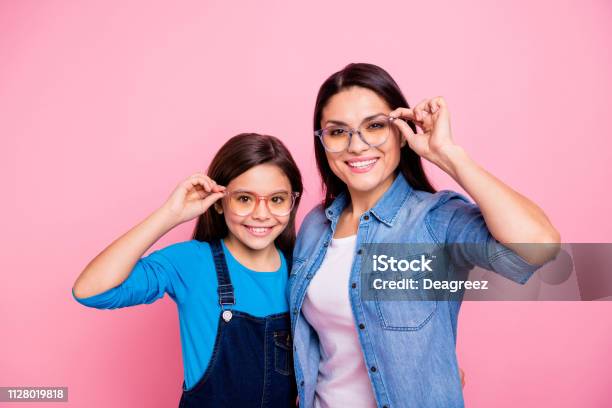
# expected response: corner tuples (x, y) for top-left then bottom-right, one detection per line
(214, 202), (223, 214)
(399, 131), (407, 148)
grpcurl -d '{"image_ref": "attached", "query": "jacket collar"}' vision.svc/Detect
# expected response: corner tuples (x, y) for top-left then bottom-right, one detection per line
(324, 172), (414, 227)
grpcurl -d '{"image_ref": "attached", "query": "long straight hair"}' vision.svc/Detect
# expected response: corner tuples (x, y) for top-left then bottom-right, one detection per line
(192, 133), (303, 257)
(313, 63), (436, 207)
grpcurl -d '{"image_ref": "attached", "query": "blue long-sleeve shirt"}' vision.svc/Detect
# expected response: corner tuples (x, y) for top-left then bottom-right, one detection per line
(72, 239), (289, 390)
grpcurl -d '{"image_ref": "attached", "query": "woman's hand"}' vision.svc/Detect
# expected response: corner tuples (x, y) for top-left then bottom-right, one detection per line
(389, 96), (460, 171)
(159, 172), (226, 227)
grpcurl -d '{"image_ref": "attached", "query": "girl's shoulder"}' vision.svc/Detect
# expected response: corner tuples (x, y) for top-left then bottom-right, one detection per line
(149, 239), (216, 269)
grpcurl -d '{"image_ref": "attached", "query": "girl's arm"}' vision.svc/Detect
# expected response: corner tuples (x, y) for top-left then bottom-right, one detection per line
(72, 173), (225, 299)
(390, 97), (560, 265)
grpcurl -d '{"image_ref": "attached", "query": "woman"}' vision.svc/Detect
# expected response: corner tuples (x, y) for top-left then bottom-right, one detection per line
(73, 134), (301, 407)
(288, 63), (560, 408)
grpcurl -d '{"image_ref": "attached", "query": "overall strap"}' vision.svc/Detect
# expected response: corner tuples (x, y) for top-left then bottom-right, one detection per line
(210, 239), (235, 306)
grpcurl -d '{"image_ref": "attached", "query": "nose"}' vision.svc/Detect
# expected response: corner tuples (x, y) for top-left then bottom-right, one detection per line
(251, 197), (271, 220)
(346, 130), (369, 154)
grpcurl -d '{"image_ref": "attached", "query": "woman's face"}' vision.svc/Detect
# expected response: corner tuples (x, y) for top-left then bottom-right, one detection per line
(320, 86), (404, 198)
(216, 163), (292, 251)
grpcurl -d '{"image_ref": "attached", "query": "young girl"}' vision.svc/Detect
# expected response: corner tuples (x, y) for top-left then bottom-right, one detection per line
(72, 133), (302, 407)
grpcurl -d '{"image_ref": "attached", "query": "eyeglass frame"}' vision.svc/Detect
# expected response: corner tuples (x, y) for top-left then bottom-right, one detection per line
(314, 114), (399, 153)
(221, 190), (301, 217)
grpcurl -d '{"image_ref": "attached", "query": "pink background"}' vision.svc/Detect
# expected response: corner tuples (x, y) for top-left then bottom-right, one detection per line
(2, 0), (611, 406)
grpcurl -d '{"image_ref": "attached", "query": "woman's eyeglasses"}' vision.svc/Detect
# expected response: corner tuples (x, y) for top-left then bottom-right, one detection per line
(314, 114), (394, 153)
(223, 190), (300, 217)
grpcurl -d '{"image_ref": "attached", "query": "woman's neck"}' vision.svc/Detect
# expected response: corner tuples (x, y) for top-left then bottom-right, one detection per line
(223, 234), (280, 272)
(346, 172), (397, 216)
(334, 172), (397, 238)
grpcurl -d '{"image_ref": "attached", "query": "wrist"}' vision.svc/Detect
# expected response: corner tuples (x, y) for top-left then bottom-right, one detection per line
(433, 144), (471, 179)
(152, 205), (182, 231)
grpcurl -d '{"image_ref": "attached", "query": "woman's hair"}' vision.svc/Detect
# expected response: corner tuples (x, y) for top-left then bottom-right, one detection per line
(192, 133), (303, 257)
(313, 62), (436, 207)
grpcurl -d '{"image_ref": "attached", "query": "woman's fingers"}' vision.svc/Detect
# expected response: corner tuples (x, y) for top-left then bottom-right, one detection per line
(390, 114), (416, 139)
(389, 107), (415, 121)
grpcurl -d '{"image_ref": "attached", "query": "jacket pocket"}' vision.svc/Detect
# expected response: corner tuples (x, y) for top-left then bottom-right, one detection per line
(372, 266), (438, 331)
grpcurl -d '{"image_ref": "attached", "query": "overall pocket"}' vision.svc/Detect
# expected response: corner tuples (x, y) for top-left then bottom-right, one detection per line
(273, 330), (293, 376)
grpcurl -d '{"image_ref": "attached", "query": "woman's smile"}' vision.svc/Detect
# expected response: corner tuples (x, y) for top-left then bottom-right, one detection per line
(345, 156), (380, 173)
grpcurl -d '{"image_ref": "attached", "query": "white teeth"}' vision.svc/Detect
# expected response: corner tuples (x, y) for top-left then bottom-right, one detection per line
(248, 227), (270, 233)
(348, 159), (377, 168)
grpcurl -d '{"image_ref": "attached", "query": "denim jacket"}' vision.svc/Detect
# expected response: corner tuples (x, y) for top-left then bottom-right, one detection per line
(287, 172), (541, 408)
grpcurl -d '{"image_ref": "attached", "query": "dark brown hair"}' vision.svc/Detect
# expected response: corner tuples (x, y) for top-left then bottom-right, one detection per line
(313, 63), (436, 207)
(192, 133), (303, 257)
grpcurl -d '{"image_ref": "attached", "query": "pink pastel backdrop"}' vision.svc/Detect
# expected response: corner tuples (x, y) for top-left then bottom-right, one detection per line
(2, 0), (611, 407)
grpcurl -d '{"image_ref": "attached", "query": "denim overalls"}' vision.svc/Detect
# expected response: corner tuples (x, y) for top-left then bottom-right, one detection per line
(179, 240), (297, 407)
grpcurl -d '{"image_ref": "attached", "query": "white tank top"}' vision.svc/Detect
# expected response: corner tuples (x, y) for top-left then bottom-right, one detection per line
(301, 234), (377, 408)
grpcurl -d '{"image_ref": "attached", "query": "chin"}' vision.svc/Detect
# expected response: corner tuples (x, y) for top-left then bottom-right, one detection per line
(343, 171), (386, 193)
(242, 237), (276, 251)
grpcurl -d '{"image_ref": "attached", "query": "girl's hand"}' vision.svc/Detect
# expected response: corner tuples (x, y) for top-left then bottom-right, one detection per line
(159, 172), (226, 227)
(389, 96), (459, 169)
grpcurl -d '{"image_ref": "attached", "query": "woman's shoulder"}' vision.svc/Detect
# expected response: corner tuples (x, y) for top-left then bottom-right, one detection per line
(298, 203), (329, 233)
(411, 188), (475, 214)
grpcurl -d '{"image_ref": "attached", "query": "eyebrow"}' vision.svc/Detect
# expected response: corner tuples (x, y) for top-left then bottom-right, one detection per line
(324, 112), (387, 127)
(232, 188), (290, 195)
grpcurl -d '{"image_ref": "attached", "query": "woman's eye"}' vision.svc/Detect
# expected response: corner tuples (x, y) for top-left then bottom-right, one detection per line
(329, 128), (346, 136)
(368, 121), (386, 129)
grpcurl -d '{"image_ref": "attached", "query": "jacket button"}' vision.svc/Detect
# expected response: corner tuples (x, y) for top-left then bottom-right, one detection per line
(300, 381), (304, 387)
(370, 366), (377, 372)
(357, 249), (362, 255)
(323, 242), (329, 247)
(351, 282), (357, 289)
(363, 215), (370, 221)
(359, 323), (365, 330)
(293, 309), (298, 315)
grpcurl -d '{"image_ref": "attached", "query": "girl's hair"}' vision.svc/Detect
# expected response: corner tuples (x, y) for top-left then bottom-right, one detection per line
(313, 62), (436, 207)
(192, 133), (303, 257)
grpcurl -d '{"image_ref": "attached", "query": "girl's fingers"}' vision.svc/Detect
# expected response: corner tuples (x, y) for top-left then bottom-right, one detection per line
(188, 175), (213, 192)
(212, 184), (226, 193)
(200, 191), (226, 212)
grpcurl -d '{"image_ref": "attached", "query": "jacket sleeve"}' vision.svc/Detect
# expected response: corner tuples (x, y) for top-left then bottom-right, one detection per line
(439, 192), (544, 285)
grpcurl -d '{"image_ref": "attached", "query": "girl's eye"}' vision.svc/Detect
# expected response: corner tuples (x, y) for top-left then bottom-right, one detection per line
(237, 195), (252, 203)
(271, 195), (285, 204)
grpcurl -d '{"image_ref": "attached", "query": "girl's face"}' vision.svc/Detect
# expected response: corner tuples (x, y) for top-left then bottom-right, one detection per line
(320, 86), (404, 198)
(217, 163), (293, 252)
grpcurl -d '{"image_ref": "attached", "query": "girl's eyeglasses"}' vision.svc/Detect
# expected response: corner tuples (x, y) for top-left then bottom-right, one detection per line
(223, 190), (300, 217)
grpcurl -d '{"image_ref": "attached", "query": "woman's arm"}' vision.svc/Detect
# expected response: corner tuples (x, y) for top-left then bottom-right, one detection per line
(390, 97), (560, 265)
(435, 144), (560, 263)
(72, 173), (225, 299)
